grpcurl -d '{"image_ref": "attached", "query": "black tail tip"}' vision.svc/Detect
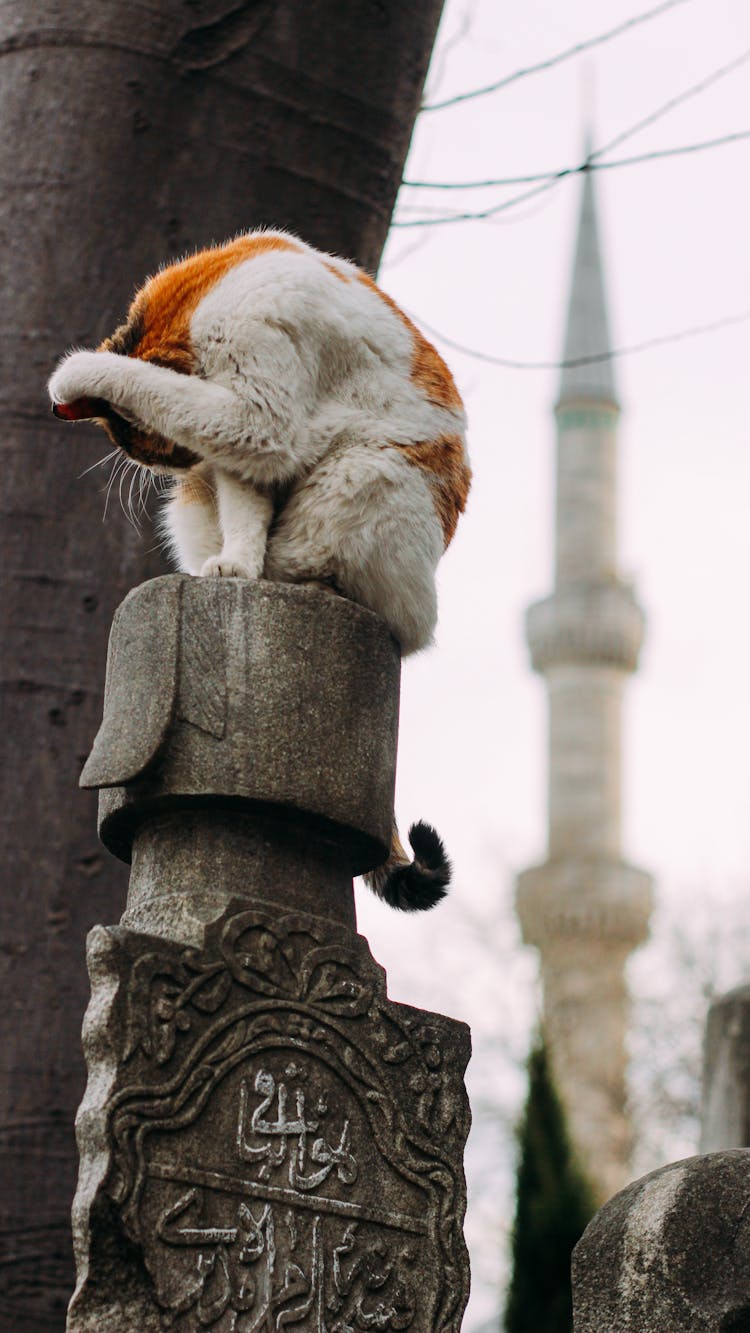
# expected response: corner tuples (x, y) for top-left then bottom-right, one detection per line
(381, 820), (452, 913)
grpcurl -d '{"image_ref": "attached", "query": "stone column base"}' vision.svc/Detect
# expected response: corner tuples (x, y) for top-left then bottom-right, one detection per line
(68, 897), (471, 1332)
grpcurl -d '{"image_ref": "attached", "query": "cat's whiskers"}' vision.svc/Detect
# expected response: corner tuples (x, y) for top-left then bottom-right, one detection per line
(102, 453), (129, 521)
(137, 465), (160, 517)
(121, 459), (143, 532)
(78, 448), (119, 481)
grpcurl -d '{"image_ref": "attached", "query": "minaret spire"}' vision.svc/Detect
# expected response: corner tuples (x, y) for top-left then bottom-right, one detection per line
(559, 158), (618, 408)
(515, 146), (653, 1202)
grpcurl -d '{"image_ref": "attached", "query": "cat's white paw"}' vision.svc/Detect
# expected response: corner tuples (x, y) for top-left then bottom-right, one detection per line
(200, 555), (254, 579)
(48, 350), (110, 406)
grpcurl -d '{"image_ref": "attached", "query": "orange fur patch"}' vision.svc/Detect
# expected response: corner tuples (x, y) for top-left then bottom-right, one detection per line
(410, 332), (463, 410)
(101, 235), (301, 372)
(356, 273), (463, 412)
(172, 465), (216, 505)
(97, 236), (302, 468)
(134, 235), (302, 366)
(395, 433), (471, 547)
(324, 261), (351, 283)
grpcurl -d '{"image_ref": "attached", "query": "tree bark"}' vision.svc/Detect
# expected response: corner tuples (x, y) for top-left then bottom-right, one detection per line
(0, 3), (444, 1326)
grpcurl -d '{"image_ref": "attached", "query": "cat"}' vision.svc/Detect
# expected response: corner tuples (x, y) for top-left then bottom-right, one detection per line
(48, 230), (470, 910)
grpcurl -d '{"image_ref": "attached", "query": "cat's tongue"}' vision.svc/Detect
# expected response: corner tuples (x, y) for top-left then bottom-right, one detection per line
(52, 396), (105, 421)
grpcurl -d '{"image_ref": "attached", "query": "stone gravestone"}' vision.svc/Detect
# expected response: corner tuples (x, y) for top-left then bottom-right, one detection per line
(700, 985), (750, 1153)
(66, 575), (471, 1332)
(571, 988), (750, 1329)
(571, 1149), (750, 1331)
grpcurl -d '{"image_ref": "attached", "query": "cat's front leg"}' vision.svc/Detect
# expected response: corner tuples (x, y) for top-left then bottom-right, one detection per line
(48, 343), (308, 487)
(162, 465), (222, 575)
(200, 470), (273, 580)
(49, 348), (243, 457)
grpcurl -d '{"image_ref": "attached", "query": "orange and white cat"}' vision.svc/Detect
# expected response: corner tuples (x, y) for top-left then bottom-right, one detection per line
(48, 231), (470, 909)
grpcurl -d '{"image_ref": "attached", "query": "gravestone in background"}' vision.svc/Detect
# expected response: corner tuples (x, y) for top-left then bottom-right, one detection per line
(700, 984), (750, 1153)
(571, 977), (750, 1328)
(571, 1149), (750, 1331)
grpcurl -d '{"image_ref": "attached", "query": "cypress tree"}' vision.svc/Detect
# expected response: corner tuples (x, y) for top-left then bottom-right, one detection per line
(504, 1034), (596, 1332)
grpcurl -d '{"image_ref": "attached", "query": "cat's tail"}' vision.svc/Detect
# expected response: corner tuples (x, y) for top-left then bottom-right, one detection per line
(364, 820), (451, 912)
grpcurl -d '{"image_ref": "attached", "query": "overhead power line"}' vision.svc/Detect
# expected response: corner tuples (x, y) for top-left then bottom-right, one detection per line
(394, 49), (750, 228)
(408, 308), (750, 371)
(601, 46), (750, 156)
(421, 0), (690, 113)
(392, 176), (569, 229)
(401, 130), (750, 192)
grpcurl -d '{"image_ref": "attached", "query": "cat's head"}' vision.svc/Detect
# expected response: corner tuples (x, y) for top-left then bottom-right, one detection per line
(52, 297), (200, 471)
(52, 394), (199, 472)
(52, 249), (211, 469)
(52, 233), (300, 472)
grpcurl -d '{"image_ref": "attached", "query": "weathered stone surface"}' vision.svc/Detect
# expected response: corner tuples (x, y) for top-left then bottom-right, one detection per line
(68, 899), (471, 1332)
(82, 576), (401, 874)
(701, 986), (750, 1152)
(123, 809), (356, 947)
(572, 1150), (750, 1331)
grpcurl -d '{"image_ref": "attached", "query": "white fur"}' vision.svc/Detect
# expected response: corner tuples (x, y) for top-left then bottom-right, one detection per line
(48, 235), (467, 654)
(161, 469), (221, 575)
(201, 471), (273, 579)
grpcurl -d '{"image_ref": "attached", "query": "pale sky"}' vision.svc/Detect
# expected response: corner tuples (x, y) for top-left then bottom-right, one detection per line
(351, 2), (750, 1324)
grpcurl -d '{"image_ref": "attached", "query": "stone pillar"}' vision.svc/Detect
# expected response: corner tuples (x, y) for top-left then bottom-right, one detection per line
(700, 986), (750, 1153)
(66, 575), (471, 1332)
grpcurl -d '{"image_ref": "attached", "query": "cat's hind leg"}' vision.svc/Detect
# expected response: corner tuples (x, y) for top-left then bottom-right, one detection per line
(162, 465), (221, 574)
(200, 469), (273, 579)
(265, 445), (443, 654)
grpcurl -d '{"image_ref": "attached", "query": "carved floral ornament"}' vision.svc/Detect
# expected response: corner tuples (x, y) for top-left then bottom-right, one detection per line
(92, 906), (469, 1331)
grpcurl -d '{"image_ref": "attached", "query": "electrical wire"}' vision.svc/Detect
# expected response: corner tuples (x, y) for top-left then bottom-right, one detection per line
(421, 0), (690, 113)
(401, 130), (750, 191)
(407, 308), (750, 371)
(394, 48), (750, 228)
(601, 46), (750, 157)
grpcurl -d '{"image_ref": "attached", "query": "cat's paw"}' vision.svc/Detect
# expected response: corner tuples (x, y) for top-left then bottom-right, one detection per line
(48, 350), (115, 409)
(200, 555), (255, 579)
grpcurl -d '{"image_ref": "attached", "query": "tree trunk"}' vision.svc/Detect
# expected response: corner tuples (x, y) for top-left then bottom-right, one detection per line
(0, 3), (444, 1326)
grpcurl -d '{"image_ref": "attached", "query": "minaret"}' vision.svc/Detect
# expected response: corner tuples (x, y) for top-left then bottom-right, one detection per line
(515, 159), (653, 1202)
